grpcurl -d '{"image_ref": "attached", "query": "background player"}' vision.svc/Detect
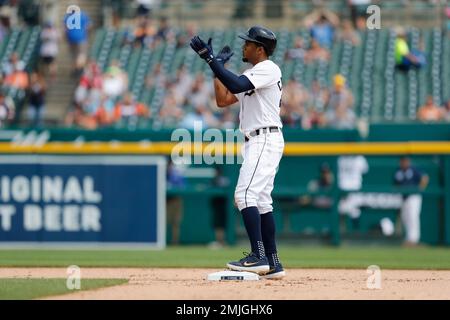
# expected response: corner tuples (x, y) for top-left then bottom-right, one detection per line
(190, 26), (286, 279)
(394, 156), (429, 247)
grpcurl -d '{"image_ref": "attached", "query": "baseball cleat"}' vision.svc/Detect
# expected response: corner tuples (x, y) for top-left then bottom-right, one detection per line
(261, 264), (286, 280)
(226, 252), (270, 274)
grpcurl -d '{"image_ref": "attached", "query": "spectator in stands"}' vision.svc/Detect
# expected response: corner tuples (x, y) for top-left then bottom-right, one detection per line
(0, 89), (15, 128)
(443, 100), (450, 122)
(0, 10), (8, 43)
(394, 156), (429, 247)
(218, 108), (237, 129)
(347, 0), (371, 29)
(102, 60), (128, 100)
(337, 19), (361, 46)
(103, 0), (126, 29)
(18, 0), (39, 26)
(285, 36), (306, 61)
(323, 74), (355, 129)
(64, 8), (91, 76)
(159, 85), (184, 127)
(304, 108), (326, 129)
(280, 79), (308, 127)
(145, 63), (166, 89)
(304, 39), (330, 64)
(65, 101), (98, 130)
(166, 158), (186, 245)
(4, 61), (29, 90)
(27, 72), (46, 127)
(394, 27), (426, 71)
(93, 95), (115, 127)
(172, 66), (193, 102)
(133, 15), (156, 47)
(81, 93), (105, 127)
(0, 3), (13, 36)
(181, 104), (219, 130)
(156, 16), (173, 42)
(208, 165), (231, 249)
(324, 102), (357, 129)
(112, 92), (149, 127)
(74, 60), (103, 107)
(2, 52), (24, 77)
(39, 21), (59, 82)
(306, 80), (329, 113)
(136, 0), (159, 18)
(327, 74), (354, 110)
(175, 23), (198, 50)
(40, 0), (59, 27)
(184, 73), (212, 110)
(417, 96), (444, 122)
(304, 9), (340, 49)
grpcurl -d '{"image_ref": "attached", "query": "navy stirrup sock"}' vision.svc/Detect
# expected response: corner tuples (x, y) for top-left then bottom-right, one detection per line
(261, 212), (280, 267)
(241, 206), (266, 259)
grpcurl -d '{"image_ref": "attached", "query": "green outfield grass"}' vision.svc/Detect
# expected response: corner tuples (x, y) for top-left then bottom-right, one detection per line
(0, 279), (128, 300)
(1, 246), (450, 269)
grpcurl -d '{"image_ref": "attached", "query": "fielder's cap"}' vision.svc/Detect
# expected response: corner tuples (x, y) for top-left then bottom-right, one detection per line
(238, 26), (277, 56)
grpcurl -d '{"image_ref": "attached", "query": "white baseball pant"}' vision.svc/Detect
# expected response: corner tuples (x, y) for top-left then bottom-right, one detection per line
(234, 130), (284, 213)
(401, 194), (422, 243)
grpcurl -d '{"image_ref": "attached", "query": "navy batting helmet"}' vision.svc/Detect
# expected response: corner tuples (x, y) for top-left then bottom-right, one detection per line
(238, 26), (277, 56)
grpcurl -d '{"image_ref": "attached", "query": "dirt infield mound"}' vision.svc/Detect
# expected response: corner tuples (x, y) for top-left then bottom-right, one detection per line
(1, 268), (449, 300)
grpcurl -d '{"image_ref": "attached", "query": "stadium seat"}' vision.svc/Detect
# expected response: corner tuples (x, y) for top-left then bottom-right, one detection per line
(69, 25), (448, 129)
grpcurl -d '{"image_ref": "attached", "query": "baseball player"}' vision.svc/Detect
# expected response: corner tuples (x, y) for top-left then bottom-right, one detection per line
(394, 156), (429, 246)
(190, 26), (285, 279)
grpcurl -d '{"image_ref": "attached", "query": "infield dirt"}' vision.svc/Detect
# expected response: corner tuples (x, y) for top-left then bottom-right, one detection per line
(1, 268), (450, 299)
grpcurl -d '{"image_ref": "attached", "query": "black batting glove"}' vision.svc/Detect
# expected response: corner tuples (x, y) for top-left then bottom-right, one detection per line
(190, 36), (214, 63)
(216, 45), (234, 66)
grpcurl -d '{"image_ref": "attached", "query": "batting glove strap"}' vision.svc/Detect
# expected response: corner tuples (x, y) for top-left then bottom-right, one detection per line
(190, 36), (214, 63)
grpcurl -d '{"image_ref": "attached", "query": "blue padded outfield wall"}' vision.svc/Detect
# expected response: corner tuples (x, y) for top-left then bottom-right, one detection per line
(0, 155), (166, 247)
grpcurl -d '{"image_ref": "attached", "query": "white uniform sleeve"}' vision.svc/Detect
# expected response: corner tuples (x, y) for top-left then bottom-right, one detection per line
(243, 61), (279, 90)
(359, 156), (369, 174)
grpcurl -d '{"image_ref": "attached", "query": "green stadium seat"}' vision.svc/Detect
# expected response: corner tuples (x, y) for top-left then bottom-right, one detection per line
(0, 32), (11, 59)
(64, 25), (448, 130)
(89, 28), (106, 59)
(0, 28), (20, 65)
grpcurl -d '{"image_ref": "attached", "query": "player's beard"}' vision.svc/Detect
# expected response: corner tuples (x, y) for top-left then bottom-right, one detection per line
(242, 51), (248, 63)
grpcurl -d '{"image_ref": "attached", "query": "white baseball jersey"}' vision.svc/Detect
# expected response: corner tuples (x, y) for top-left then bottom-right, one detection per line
(233, 59), (285, 214)
(338, 155), (368, 191)
(235, 60), (283, 134)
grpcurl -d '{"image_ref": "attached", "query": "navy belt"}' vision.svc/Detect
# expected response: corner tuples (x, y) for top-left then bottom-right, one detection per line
(245, 126), (280, 142)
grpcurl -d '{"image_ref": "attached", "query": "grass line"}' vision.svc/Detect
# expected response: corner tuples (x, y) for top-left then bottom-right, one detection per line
(0, 246), (450, 270)
(0, 278), (128, 300)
